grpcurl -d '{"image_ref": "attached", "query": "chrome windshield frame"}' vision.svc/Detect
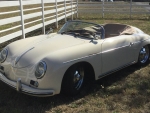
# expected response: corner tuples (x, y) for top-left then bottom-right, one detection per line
(58, 20), (105, 39)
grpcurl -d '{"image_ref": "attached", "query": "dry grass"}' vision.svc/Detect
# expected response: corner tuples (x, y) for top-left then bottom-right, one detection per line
(79, 1), (149, 13)
(1, 63), (150, 113)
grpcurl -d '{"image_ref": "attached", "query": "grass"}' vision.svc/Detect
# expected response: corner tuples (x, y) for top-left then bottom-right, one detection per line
(1, 1), (150, 113)
(79, 1), (149, 12)
(1, 63), (150, 113)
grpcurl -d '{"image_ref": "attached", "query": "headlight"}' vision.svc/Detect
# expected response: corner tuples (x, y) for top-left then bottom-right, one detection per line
(0, 48), (8, 63)
(35, 61), (47, 79)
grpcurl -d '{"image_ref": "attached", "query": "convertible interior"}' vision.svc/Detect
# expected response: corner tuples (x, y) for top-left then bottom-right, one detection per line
(83, 23), (137, 38)
(103, 23), (136, 38)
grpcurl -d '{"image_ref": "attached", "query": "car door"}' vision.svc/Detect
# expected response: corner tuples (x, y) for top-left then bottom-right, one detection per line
(101, 35), (135, 75)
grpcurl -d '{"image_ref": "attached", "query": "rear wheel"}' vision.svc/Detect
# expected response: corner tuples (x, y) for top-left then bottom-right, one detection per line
(61, 64), (85, 96)
(137, 45), (150, 66)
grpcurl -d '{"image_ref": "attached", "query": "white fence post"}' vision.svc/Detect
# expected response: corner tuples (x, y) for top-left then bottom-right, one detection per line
(102, 0), (104, 18)
(0, 0), (82, 44)
(55, 0), (58, 28)
(41, 0), (45, 34)
(64, 0), (67, 22)
(71, 0), (73, 20)
(76, 0), (78, 18)
(19, 0), (25, 39)
(130, 0), (132, 19)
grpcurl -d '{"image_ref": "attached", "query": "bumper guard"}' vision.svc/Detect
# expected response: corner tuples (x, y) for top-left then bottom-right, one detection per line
(0, 73), (54, 97)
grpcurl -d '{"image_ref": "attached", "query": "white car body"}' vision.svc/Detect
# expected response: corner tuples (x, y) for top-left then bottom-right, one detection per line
(0, 21), (150, 96)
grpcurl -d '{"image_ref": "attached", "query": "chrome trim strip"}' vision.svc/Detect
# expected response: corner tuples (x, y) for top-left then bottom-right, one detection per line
(98, 61), (136, 79)
(63, 52), (101, 64)
(102, 44), (129, 54)
(63, 44), (129, 64)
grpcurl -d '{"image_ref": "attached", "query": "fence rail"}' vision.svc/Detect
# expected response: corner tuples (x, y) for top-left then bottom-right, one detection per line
(0, 0), (78, 44)
(78, 0), (150, 18)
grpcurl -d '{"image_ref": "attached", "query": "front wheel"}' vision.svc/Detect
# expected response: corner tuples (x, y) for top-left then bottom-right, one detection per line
(61, 64), (85, 96)
(137, 45), (150, 66)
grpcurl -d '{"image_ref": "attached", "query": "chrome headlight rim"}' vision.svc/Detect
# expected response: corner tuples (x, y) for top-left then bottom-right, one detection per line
(35, 61), (47, 79)
(0, 48), (8, 63)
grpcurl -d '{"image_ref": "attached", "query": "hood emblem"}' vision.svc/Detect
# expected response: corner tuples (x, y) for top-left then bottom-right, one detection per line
(14, 47), (34, 65)
(15, 57), (20, 65)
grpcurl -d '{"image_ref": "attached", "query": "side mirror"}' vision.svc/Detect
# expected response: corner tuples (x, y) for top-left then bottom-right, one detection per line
(46, 28), (53, 34)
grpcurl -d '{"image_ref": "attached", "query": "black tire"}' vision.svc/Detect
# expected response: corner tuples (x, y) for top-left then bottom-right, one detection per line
(137, 45), (150, 66)
(61, 64), (85, 96)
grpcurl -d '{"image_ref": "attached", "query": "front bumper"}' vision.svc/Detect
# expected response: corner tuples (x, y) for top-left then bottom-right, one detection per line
(0, 72), (54, 97)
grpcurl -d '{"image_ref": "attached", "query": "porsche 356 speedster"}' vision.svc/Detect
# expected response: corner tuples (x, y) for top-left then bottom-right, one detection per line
(0, 20), (150, 96)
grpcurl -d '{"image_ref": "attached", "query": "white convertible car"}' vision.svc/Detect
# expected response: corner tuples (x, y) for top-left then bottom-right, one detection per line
(0, 20), (150, 96)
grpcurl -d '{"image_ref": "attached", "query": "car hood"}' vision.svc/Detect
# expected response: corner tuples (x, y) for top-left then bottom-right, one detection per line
(9, 34), (85, 68)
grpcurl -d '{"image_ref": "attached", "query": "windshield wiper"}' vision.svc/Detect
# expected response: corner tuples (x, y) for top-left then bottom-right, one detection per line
(61, 30), (75, 35)
(61, 31), (81, 38)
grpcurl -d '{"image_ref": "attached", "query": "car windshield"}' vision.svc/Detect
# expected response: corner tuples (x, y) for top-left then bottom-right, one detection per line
(58, 21), (104, 39)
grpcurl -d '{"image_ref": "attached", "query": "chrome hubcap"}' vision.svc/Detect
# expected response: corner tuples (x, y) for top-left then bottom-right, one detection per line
(73, 67), (84, 90)
(139, 46), (149, 64)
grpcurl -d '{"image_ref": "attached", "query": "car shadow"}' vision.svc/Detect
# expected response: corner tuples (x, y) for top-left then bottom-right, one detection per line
(0, 64), (145, 113)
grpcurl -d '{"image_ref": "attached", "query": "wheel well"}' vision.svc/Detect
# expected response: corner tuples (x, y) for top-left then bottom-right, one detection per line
(136, 44), (150, 62)
(63, 62), (95, 81)
(145, 44), (150, 54)
(60, 61), (95, 94)
(81, 62), (95, 81)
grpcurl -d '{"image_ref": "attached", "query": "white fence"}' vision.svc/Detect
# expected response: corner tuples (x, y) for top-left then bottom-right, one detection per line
(0, 0), (78, 44)
(79, 0), (150, 18)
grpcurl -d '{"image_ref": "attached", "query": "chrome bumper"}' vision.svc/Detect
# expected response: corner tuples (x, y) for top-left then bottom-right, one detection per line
(0, 72), (54, 97)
